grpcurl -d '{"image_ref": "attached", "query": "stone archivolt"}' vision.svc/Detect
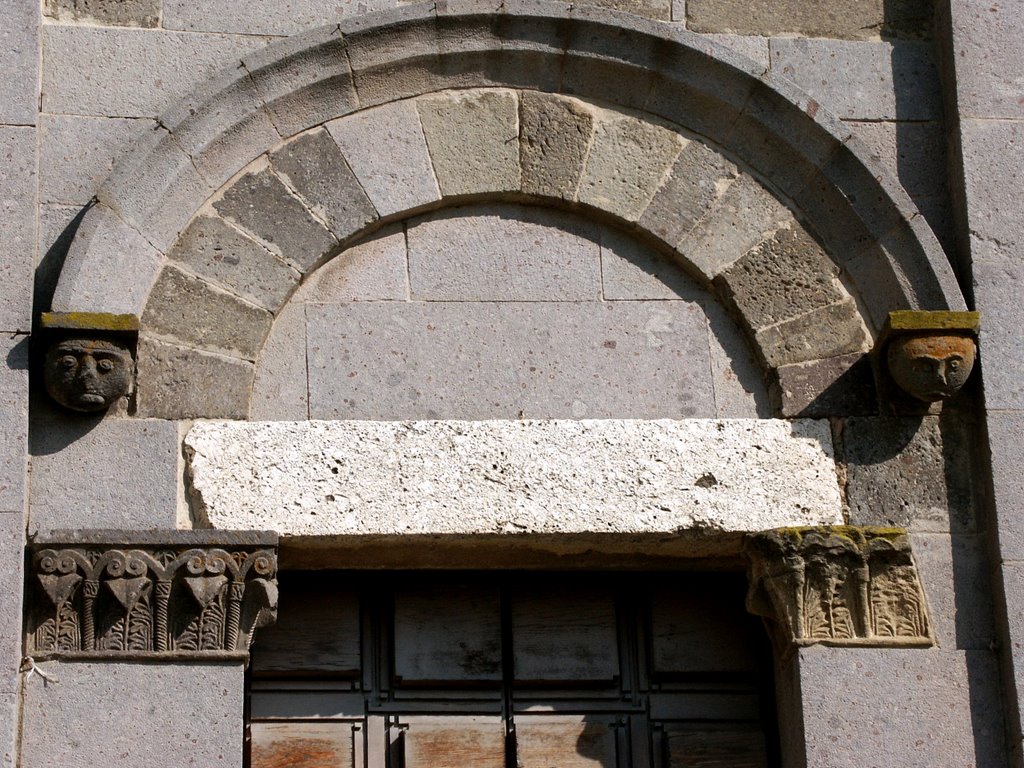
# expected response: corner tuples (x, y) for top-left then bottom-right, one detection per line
(745, 526), (932, 650)
(26, 532), (278, 657)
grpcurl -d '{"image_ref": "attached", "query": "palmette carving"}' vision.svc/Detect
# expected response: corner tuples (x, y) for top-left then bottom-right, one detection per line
(27, 540), (278, 657)
(745, 527), (932, 649)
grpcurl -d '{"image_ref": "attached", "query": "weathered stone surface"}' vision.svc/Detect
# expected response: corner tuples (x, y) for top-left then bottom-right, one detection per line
(639, 140), (738, 250)
(716, 225), (846, 330)
(698, 33), (770, 69)
(250, 302), (308, 421)
(296, 223), (408, 303)
(135, 337), (254, 420)
(44, 0), (159, 26)
(0, 0), (37, 125)
(688, 0), (931, 40)
(704, 299), (770, 418)
(798, 648), (1004, 768)
(0, 126), (35, 332)
(41, 26), (271, 118)
(407, 204), (602, 301)
(842, 415), (974, 533)
(774, 353), (877, 418)
(326, 101), (441, 217)
(142, 265), (273, 360)
(910, 533), (994, 651)
(769, 39), (941, 121)
(754, 299), (868, 368)
(269, 129), (378, 240)
(961, 119), (1024, 250)
(578, 0), (670, 20)
(21, 662), (244, 767)
(168, 215), (300, 312)
(36, 204), (84, 316)
(305, 301), (716, 420)
(519, 92), (595, 200)
(578, 113), (685, 222)
(0, 515), (23, 695)
(847, 120), (948, 201)
(213, 168), (338, 272)
(50, 204), (162, 317)
(973, 242), (1024, 410)
(164, 0), (391, 35)
(599, 227), (705, 302)
(185, 419), (843, 536)
(418, 90), (521, 195)
(39, 115), (155, 206)
(985, 410), (1024, 561)
(679, 174), (791, 279)
(949, 0), (1024, 119)
(0, 337), (28, 515)
(29, 416), (180, 530)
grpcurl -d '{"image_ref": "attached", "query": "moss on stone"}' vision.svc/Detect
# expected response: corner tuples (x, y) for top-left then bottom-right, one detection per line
(40, 312), (139, 333)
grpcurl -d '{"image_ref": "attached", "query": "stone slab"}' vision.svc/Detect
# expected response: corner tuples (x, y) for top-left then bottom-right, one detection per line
(0, 126), (35, 333)
(769, 39), (941, 121)
(985, 410), (1024, 562)
(0, 0), (38, 125)
(295, 223), (408, 303)
(44, 0), (160, 26)
(0, 514), (24, 695)
(407, 204), (602, 301)
(39, 115), (155, 207)
(949, 0), (1024, 119)
(842, 415), (974, 533)
(35, 204), (84, 317)
(972, 239), (1024, 410)
(250, 301), (308, 421)
(21, 661), (244, 768)
(961, 119), (1024, 250)
(0, 336), (28, 515)
(185, 419), (843, 536)
(519, 92), (595, 200)
(41, 26), (272, 119)
(327, 100), (441, 217)
(305, 301), (717, 420)
(703, 299), (769, 418)
(847, 120), (948, 202)
(773, 353), (877, 418)
(798, 647), (1004, 768)
(599, 226), (706, 302)
(753, 299), (868, 368)
(29, 415), (180, 530)
(163, 0), (391, 35)
(688, 0), (932, 39)
(698, 34), (770, 70)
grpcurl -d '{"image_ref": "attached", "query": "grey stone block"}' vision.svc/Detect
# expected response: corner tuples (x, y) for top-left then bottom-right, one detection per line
(678, 174), (792, 280)
(142, 264), (273, 360)
(773, 353), (877, 418)
(600, 227), (705, 302)
(213, 168), (338, 273)
(716, 224), (846, 330)
(0, 692), (15, 766)
(164, 0), (392, 35)
(973, 240), (1024, 410)
(847, 120), (949, 201)
(578, 0), (671, 20)
(269, 129), (378, 240)
(842, 415), (975, 533)
(21, 661), (244, 768)
(842, 247), (914, 331)
(638, 140), (738, 251)
(135, 336), (254, 419)
(0, 127), (35, 333)
(0, 0), (37, 125)
(911, 533), (995, 651)
(0, 336), (28, 517)
(296, 223), (408, 302)
(799, 647), (1004, 767)
(44, 0), (159, 26)
(41, 25), (273, 119)
(306, 301), (716, 420)
(769, 38), (941, 121)
(250, 301), (308, 421)
(326, 100), (441, 218)
(39, 115), (155, 206)
(961, 118), (1024, 249)
(418, 90), (521, 196)
(519, 92), (595, 200)
(29, 415), (180, 530)
(703, 298), (770, 418)
(0, 515), (23, 695)
(753, 299), (868, 368)
(577, 112), (685, 222)
(36, 204), (84, 315)
(697, 33), (770, 69)
(50, 203), (162, 317)
(1000, 562), (1024, 742)
(96, 124), (215, 254)
(244, 28), (359, 139)
(949, 0), (1024, 119)
(168, 215), (300, 313)
(407, 204), (602, 301)
(985, 411), (1024, 561)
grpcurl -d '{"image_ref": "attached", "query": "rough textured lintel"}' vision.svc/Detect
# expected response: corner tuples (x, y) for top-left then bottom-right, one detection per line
(30, 529), (279, 548)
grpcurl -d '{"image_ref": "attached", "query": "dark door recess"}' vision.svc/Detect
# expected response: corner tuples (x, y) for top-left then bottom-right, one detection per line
(248, 571), (779, 768)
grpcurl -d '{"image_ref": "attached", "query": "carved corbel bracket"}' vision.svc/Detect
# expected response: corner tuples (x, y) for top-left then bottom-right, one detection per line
(39, 312), (139, 413)
(26, 530), (278, 661)
(744, 526), (932, 652)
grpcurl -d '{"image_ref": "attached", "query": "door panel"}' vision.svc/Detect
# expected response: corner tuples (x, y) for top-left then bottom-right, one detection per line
(397, 716), (506, 768)
(251, 721), (360, 768)
(515, 716), (622, 768)
(663, 728), (768, 768)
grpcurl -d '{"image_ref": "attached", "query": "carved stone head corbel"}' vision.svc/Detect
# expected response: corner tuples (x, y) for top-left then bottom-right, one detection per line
(879, 311), (980, 404)
(40, 312), (139, 413)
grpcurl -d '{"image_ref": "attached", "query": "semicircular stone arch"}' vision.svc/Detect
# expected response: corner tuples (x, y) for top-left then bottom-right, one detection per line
(48, 3), (967, 420)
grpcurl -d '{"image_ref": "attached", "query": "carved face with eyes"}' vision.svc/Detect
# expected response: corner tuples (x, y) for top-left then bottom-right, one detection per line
(887, 334), (977, 402)
(44, 338), (134, 412)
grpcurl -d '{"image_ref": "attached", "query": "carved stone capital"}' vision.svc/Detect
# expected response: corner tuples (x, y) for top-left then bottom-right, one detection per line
(879, 311), (980, 403)
(744, 526), (932, 650)
(26, 530), (278, 660)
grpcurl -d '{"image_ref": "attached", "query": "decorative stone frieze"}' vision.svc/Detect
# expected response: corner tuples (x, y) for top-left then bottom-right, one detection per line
(880, 310), (980, 403)
(25, 530), (278, 659)
(744, 526), (932, 650)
